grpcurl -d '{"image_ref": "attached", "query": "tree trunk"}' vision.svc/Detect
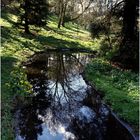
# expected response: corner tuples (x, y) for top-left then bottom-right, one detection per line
(24, 0), (30, 34)
(58, 1), (63, 28)
(122, 0), (138, 43)
(106, 14), (112, 49)
(112, 0), (138, 71)
(58, 17), (62, 28)
(120, 0), (138, 70)
(61, 3), (67, 27)
(24, 17), (30, 34)
(25, 24), (30, 34)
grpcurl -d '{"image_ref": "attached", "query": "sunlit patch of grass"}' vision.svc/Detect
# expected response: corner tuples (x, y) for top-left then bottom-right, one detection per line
(0, 18), (11, 27)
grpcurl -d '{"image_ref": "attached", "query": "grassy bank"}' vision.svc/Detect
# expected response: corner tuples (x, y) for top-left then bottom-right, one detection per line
(1, 56), (17, 140)
(85, 58), (139, 132)
(1, 57), (32, 139)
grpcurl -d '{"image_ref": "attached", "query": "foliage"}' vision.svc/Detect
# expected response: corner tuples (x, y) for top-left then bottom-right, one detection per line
(89, 0), (139, 71)
(112, 0), (139, 71)
(1, 56), (16, 140)
(85, 58), (139, 131)
(10, 67), (32, 96)
(18, 0), (49, 33)
(90, 21), (107, 38)
(98, 36), (120, 60)
(89, 16), (122, 60)
(1, 56), (32, 140)
(89, 0), (138, 71)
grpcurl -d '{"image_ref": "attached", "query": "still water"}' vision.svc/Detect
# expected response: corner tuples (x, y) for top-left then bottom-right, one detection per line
(13, 50), (135, 140)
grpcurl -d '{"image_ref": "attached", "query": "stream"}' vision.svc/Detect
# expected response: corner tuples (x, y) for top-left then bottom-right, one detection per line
(13, 49), (137, 140)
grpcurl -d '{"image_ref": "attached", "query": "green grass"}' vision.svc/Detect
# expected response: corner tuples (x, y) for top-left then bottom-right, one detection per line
(1, 56), (17, 140)
(1, 56), (32, 140)
(1, 9), (96, 59)
(85, 58), (139, 132)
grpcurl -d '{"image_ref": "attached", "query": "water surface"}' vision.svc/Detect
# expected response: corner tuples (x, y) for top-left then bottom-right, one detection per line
(14, 50), (135, 140)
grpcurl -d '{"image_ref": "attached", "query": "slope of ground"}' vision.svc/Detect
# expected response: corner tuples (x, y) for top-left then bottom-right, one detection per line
(85, 59), (139, 132)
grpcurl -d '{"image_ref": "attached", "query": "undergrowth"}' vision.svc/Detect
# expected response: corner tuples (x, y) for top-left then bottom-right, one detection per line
(85, 58), (139, 132)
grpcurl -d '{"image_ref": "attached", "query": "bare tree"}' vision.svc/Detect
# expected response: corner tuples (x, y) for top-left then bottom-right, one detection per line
(57, 0), (94, 28)
(57, 0), (70, 28)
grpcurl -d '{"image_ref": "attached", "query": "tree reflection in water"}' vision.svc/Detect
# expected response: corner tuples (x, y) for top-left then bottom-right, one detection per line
(14, 51), (97, 140)
(26, 52), (91, 104)
(14, 51), (136, 140)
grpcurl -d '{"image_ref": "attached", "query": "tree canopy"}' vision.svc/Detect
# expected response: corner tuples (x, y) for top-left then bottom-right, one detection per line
(19, 0), (49, 33)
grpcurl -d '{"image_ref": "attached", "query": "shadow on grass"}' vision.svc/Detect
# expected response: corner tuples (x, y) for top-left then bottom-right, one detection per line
(1, 26), (22, 44)
(1, 26), (43, 52)
(47, 15), (84, 34)
(2, 25), (87, 51)
(32, 35), (90, 50)
(65, 24), (86, 34)
(1, 19), (91, 53)
(1, 56), (17, 84)
(1, 26), (12, 43)
(48, 15), (58, 23)
(1, 8), (18, 26)
(20, 31), (95, 53)
(42, 26), (77, 40)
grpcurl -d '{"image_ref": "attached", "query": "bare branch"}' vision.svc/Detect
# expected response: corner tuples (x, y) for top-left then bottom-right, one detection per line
(66, 0), (93, 22)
